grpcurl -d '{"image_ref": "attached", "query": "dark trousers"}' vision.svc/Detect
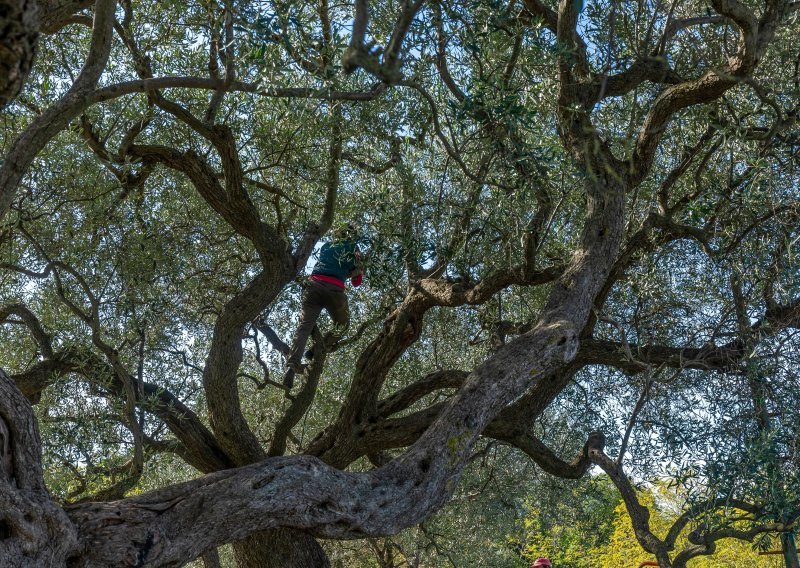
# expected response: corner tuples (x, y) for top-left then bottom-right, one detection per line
(287, 279), (349, 367)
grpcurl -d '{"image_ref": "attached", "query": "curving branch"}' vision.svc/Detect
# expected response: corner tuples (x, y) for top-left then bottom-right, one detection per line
(594, 58), (683, 101)
(342, 0), (426, 84)
(488, 430), (606, 480)
(432, 0), (465, 102)
(126, 144), (276, 257)
(0, 0), (116, 221)
(293, 102), (343, 269)
(658, 15), (730, 50)
(0, 303), (53, 357)
(673, 522), (792, 567)
(665, 497), (760, 550)
(37, 0), (94, 34)
(588, 444), (794, 568)
(269, 329), (327, 458)
(589, 447), (672, 564)
(114, 140), (297, 469)
(630, 0), (791, 185)
(375, 370), (468, 419)
(579, 295), (800, 374)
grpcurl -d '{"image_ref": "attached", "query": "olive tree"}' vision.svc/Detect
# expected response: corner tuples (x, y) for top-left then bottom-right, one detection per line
(1, 0), (799, 566)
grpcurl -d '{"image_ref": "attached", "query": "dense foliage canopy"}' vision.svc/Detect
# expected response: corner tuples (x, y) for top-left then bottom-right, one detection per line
(1, 0), (799, 566)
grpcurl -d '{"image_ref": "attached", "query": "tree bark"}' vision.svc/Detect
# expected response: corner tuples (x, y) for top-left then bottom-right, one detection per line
(0, 369), (77, 566)
(0, 0), (38, 109)
(201, 547), (221, 568)
(233, 529), (330, 568)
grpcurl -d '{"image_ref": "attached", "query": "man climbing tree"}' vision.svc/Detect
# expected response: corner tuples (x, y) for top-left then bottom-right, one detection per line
(283, 223), (364, 389)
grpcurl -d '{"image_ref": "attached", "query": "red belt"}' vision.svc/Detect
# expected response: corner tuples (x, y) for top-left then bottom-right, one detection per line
(310, 274), (345, 289)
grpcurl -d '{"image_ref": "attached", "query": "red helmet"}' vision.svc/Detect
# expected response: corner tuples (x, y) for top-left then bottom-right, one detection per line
(532, 558), (552, 568)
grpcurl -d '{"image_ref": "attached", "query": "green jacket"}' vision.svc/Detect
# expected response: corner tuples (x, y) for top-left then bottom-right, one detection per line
(312, 240), (361, 282)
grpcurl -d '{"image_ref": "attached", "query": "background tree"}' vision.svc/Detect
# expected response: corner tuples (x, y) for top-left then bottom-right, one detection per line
(1, 0), (799, 566)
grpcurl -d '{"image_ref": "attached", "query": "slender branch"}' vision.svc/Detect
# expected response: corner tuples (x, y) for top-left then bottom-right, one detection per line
(486, 429), (606, 479)
(432, 0), (465, 102)
(205, 0), (235, 123)
(590, 448), (672, 564)
(617, 373), (651, 466)
(659, 15), (730, 48)
(252, 319), (291, 357)
(629, 0), (789, 185)
(665, 497), (760, 549)
(375, 370), (468, 418)
(0, 303), (53, 358)
(269, 330), (327, 457)
(292, 102), (343, 269)
(342, 0), (426, 84)
(38, 0), (95, 34)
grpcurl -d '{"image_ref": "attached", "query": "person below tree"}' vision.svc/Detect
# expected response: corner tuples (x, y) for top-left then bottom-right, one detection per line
(530, 558), (552, 568)
(283, 224), (364, 389)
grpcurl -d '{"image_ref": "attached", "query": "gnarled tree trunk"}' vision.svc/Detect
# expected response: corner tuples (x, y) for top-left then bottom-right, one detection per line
(0, 368), (77, 567)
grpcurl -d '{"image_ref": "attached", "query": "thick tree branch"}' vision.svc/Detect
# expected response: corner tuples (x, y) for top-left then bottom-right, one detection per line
(201, 269), (297, 466)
